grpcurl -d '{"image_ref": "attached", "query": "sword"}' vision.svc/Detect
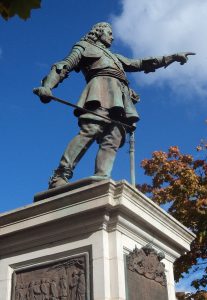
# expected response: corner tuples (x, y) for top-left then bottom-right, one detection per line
(48, 95), (134, 130)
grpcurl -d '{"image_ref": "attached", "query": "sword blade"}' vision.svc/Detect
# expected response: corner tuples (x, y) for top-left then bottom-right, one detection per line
(49, 95), (133, 130)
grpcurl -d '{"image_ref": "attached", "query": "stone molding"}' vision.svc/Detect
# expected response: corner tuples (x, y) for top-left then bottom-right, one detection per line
(0, 180), (195, 260)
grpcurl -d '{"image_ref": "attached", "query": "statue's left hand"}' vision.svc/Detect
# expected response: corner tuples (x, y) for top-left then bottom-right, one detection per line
(175, 52), (196, 65)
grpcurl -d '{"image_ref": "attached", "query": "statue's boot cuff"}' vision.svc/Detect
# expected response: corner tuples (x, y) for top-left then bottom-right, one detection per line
(48, 166), (73, 189)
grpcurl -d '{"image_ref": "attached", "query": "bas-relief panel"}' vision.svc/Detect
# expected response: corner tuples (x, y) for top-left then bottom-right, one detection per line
(126, 244), (168, 300)
(12, 254), (90, 300)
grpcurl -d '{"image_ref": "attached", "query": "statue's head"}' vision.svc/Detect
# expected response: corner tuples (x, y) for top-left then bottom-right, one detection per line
(83, 22), (114, 47)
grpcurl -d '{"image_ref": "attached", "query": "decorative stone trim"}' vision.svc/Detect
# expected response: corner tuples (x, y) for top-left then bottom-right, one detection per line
(127, 244), (167, 286)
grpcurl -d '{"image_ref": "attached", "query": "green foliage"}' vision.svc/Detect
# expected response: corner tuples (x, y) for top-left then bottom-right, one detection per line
(138, 146), (207, 297)
(0, 0), (41, 20)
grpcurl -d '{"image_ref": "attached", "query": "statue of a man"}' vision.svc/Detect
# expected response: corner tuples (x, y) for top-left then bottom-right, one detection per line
(34, 22), (193, 189)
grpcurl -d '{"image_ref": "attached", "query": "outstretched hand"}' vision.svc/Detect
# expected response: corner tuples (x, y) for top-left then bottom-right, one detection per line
(176, 52), (196, 65)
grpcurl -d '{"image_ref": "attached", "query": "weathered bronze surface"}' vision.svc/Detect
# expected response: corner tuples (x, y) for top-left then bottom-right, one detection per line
(12, 254), (89, 300)
(126, 244), (168, 300)
(33, 22), (194, 189)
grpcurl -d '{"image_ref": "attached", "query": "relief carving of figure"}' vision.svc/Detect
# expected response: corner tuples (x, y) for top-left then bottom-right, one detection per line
(69, 269), (86, 300)
(59, 275), (67, 300)
(40, 279), (50, 300)
(50, 279), (59, 300)
(26, 281), (35, 300)
(33, 281), (41, 300)
(69, 270), (79, 300)
(15, 284), (25, 300)
(76, 270), (86, 300)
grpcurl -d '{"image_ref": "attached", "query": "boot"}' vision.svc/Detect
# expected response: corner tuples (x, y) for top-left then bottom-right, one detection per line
(48, 176), (68, 189)
(48, 166), (73, 189)
(94, 148), (116, 179)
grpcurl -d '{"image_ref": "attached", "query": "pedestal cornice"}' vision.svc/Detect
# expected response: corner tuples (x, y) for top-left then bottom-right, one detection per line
(0, 179), (195, 260)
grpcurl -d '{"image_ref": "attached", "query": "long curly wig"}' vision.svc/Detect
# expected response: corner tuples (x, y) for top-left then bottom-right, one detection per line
(82, 22), (112, 42)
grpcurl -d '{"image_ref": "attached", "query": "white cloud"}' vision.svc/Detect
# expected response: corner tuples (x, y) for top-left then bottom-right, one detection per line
(112, 0), (207, 102)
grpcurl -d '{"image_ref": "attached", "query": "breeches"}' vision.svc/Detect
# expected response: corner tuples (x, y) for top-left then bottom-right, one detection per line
(58, 120), (124, 177)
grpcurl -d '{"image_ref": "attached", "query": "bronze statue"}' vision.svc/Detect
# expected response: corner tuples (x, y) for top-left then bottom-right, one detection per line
(34, 22), (194, 189)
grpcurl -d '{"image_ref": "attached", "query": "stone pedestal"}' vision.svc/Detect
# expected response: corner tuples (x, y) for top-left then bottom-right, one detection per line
(0, 179), (195, 300)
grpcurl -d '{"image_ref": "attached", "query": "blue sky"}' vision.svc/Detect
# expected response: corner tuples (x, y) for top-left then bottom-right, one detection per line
(0, 0), (206, 291)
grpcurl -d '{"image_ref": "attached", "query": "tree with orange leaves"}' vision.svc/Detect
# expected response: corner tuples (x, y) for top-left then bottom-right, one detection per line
(138, 146), (207, 299)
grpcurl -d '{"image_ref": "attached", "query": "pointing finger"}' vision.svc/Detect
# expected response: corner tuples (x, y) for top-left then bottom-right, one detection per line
(185, 52), (196, 56)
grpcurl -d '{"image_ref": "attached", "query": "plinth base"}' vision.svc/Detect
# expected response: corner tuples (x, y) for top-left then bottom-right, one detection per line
(34, 177), (103, 202)
(0, 179), (195, 300)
